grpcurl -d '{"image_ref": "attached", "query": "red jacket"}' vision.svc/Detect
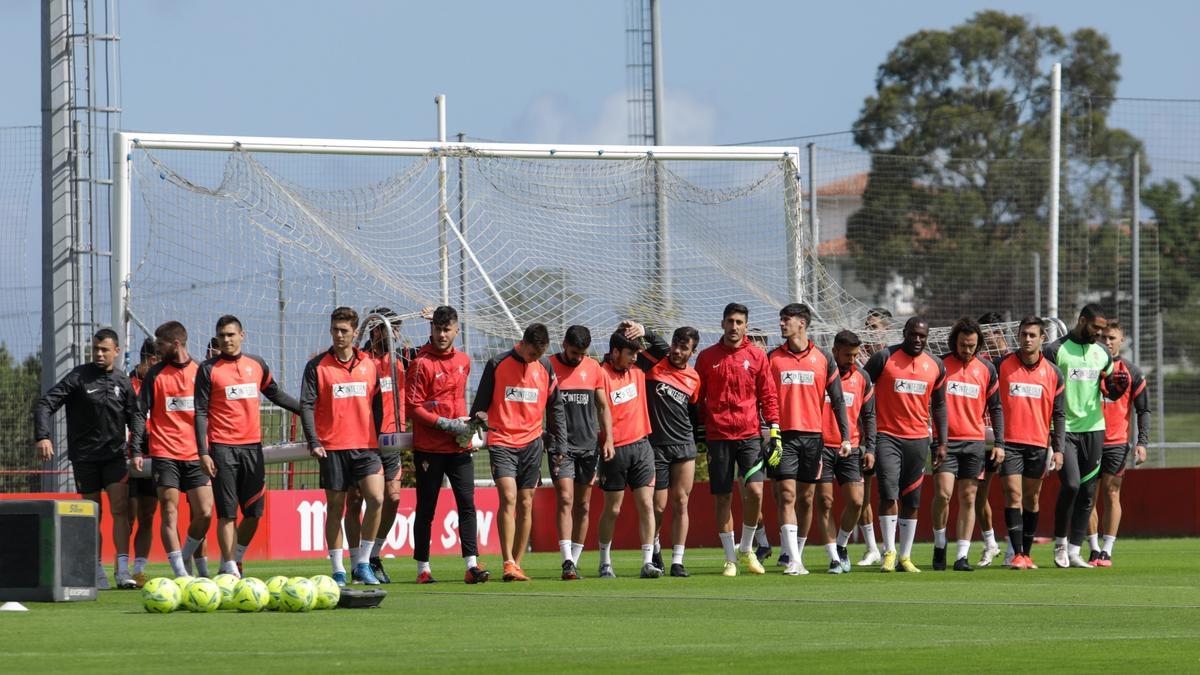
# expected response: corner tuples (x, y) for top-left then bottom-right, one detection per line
(695, 339), (779, 441)
(405, 342), (471, 453)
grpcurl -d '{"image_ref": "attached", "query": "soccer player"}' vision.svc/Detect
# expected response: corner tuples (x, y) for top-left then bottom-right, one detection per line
(300, 306), (385, 586)
(816, 330), (876, 574)
(128, 337), (160, 586)
(547, 325), (613, 580)
(595, 329), (663, 579)
(343, 307), (406, 583)
(624, 321), (701, 577)
(470, 323), (567, 582)
(34, 328), (145, 589)
(863, 316), (947, 573)
(406, 306), (490, 584)
(695, 303), (781, 577)
(1086, 319), (1149, 566)
(856, 307), (892, 566)
(194, 315), (301, 578)
(768, 303), (851, 576)
(132, 321), (214, 579)
(995, 316), (1066, 569)
(930, 318), (1004, 571)
(1046, 304), (1129, 568)
(975, 311), (1009, 567)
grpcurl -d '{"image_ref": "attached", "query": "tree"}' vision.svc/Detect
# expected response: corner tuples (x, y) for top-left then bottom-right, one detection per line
(0, 344), (42, 492)
(847, 10), (1143, 322)
(1141, 177), (1200, 362)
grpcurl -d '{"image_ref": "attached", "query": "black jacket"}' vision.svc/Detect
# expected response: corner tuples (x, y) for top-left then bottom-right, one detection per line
(33, 363), (145, 462)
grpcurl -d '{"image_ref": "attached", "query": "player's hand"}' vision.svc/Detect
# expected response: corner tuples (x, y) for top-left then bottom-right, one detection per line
(309, 444), (327, 459)
(436, 416), (470, 436)
(990, 445), (1005, 468)
(766, 425), (783, 467)
(862, 452), (876, 471)
(199, 455), (217, 478)
(601, 439), (615, 462)
(132, 455), (144, 472)
(1051, 451), (1063, 472)
(471, 411), (489, 428)
(839, 441), (852, 458)
(1134, 445), (1147, 466)
(932, 443), (948, 469)
(618, 320), (645, 340)
(35, 439), (54, 461)
(420, 305), (436, 320)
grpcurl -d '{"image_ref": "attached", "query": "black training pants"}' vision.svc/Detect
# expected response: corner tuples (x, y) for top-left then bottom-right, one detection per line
(413, 450), (478, 562)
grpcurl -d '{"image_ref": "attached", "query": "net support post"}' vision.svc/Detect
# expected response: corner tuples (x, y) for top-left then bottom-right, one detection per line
(1047, 63), (1061, 320)
(110, 131), (132, 353)
(1130, 151), (1141, 367)
(436, 95), (450, 305)
(784, 153), (804, 303)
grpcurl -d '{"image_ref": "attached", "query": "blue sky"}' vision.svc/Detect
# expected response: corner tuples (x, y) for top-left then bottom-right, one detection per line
(1, 1), (1198, 144)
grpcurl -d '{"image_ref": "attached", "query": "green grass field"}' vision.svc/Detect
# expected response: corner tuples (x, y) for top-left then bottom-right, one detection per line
(3, 540), (1199, 673)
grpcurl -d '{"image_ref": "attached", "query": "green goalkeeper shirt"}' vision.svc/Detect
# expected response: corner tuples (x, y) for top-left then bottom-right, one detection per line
(1044, 334), (1113, 434)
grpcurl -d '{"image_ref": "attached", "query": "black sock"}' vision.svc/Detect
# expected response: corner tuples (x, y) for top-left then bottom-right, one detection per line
(1022, 510), (1039, 556)
(1005, 507), (1022, 555)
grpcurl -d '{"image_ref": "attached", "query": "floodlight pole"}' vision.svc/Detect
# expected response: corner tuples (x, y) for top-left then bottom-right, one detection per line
(436, 95), (449, 305)
(1047, 63), (1061, 320)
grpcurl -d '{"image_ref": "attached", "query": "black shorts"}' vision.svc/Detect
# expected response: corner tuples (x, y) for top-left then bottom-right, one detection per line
(598, 438), (655, 492)
(381, 450), (403, 482)
(211, 443), (266, 520)
(129, 476), (157, 499)
(548, 447), (598, 485)
(319, 448), (383, 492)
(489, 439), (543, 489)
(1101, 444), (1130, 477)
(72, 455), (129, 495)
(875, 434), (928, 508)
(1000, 443), (1049, 479)
(820, 446), (864, 485)
(706, 437), (766, 495)
(152, 457), (211, 493)
(774, 432), (824, 483)
(653, 442), (697, 490)
(935, 440), (986, 480)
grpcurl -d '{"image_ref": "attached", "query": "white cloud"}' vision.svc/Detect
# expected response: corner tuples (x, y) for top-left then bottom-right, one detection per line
(505, 89), (717, 145)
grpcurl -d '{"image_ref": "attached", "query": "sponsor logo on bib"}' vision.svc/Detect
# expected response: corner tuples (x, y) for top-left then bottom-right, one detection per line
(503, 386), (539, 403)
(656, 382), (688, 405)
(1008, 382), (1043, 398)
(1068, 367), (1100, 382)
(332, 382), (368, 399)
(946, 381), (980, 399)
(610, 382), (639, 405)
(780, 370), (815, 386)
(561, 391), (591, 405)
(893, 378), (928, 395)
(165, 396), (195, 412)
(379, 377), (393, 393)
(225, 383), (258, 400)
(823, 391), (856, 406)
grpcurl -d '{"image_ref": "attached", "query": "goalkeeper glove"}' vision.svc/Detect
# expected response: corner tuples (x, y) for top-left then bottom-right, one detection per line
(435, 416), (470, 436)
(766, 424), (782, 467)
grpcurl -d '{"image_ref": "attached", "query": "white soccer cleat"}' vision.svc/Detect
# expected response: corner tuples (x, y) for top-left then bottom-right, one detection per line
(977, 544), (1001, 568)
(783, 562), (810, 576)
(114, 571), (138, 590)
(1053, 544), (1069, 569)
(721, 561), (738, 577)
(857, 550), (882, 566)
(1068, 554), (1094, 569)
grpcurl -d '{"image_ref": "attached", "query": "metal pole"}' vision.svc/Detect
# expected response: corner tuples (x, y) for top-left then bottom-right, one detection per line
(277, 252), (287, 444)
(807, 143), (818, 303)
(1047, 63), (1061, 320)
(1155, 312), (1165, 466)
(784, 155), (804, 303)
(1033, 251), (1041, 317)
(650, 0), (664, 145)
(110, 132), (130, 345)
(457, 131), (469, 356)
(436, 95), (449, 305)
(649, 0), (670, 313)
(1131, 151), (1141, 367)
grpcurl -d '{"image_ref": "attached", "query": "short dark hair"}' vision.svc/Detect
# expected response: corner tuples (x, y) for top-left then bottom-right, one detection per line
(609, 330), (642, 354)
(833, 330), (861, 348)
(216, 314), (242, 332)
(903, 316), (927, 333)
(92, 328), (119, 346)
(1018, 315), (1045, 336)
(1080, 303), (1105, 321)
(672, 326), (700, 349)
(330, 306), (359, 329)
(866, 307), (892, 320)
(431, 305), (458, 327)
(522, 323), (550, 348)
(779, 303), (812, 326)
(154, 321), (188, 345)
(948, 317), (983, 352)
(139, 337), (156, 361)
(564, 325), (591, 350)
(978, 311), (1004, 325)
(722, 303), (749, 320)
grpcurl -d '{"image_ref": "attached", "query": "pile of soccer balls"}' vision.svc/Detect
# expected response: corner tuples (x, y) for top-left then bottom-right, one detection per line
(141, 574), (341, 613)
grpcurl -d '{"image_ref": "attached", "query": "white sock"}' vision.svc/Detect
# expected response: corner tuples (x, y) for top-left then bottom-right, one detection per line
(371, 538), (385, 558)
(933, 527), (947, 548)
(781, 524), (799, 564)
(982, 529), (998, 550)
(465, 555), (477, 569)
(417, 560), (431, 574)
(825, 542), (839, 562)
(220, 560), (239, 576)
(754, 526), (770, 548)
(796, 536), (808, 563)
(1068, 543), (1081, 558)
(167, 550), (187, 577)
(860, 522), (880, 554)
(956, 539), (971, 561)
(641, 544), (654, 565)
(328, 549), (345, 574)
(718, 531), (737, 563)
(836, 529), (852, 548)
(116, 554), (129, 575)
(193, 557), (209, 577)
(898, 518), (917, 558)
(133, 557), (148, 574)
(1055, 536), (1068, 547)
(879, 515), (898, 553)
(653, 534), (661, 554)
(1102, 535), (1116, 555)
(599, 541), (612, 566)
(571, 542), (584, 564)
(671, 545), (685, 566)
(181, 536), (202, 561)
(357, 539), (374, 567)
(234, 544), (248, 563)
(738, 523), (757, 554)
(559, 539), (574, 562)
(1087, 532), (1101, 553)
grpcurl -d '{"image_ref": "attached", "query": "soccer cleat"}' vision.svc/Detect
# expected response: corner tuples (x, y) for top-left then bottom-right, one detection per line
(776, 552), (791, 567)
(858, 550), (882, 566)
(352, 562), (381, 585)
(415, 570), (438, 584)
(880, 551), (897, 573)
(737, 550), (766, 575)
(953, 557), (974, 572)
(464, 565), (491, 584)
(1095, 551), (1113, 568)
(977, 544), (1001, 568)
(115, 572), (138, 590)
(783, 562), (809, 576)
(1088, 549), (1101, 565)
(755, 545), (773, 563)
(1027, 557), (1039, 570)
(369, 556), (392, 584)
(1009, 554), (1029, 570)
(598, 564), (617, 579)
(837, 546), (851, 573)
(332, 571), (347, 587)
(561, 559), (579, 581)
(95, 565), (111, 590)
(1002, 547), (1015, 567)
(640, 563), (663, 579)
(1053, 544), (1069, 569)
(669, 563), (690, 578)
(651, 550), (665, 573)
(132, 572), (148, 589)
(502, 561), (530, 582)
(1068, 554), (1094, 569)
(898, 556), (921, 573)
(721, 561), (738, 577)
(827, 560), (843, 575)
(932, 546), (948, 571)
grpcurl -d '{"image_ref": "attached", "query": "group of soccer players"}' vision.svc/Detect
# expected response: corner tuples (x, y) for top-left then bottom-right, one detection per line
(34, 298), (1149, 588)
